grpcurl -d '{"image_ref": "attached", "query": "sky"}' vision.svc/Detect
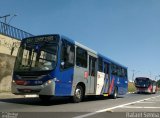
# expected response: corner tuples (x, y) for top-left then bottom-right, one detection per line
(0, 0), (160, 81)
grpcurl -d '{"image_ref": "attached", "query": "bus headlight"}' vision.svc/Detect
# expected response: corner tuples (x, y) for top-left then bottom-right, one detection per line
(47, 80), (52, 84)
(12, 80), (15, 83)
(44, 80), (53, 86)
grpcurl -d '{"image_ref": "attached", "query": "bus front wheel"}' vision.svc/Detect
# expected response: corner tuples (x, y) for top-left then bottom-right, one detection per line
(72, 85), (83, 103)
(111, 87), (118, 99)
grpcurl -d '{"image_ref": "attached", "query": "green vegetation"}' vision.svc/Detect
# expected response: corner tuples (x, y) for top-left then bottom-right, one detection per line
(128, 82), (136, 92)
(157, 79), (160, 87)
(157, 80), (160, 91)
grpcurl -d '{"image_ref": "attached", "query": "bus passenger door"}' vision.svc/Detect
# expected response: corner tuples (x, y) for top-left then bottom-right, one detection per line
(89, 55), (97, 94)
(103, 62), (110, 93)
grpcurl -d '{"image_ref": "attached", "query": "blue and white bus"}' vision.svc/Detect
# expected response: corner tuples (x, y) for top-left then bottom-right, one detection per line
(12, 34), (128, 103)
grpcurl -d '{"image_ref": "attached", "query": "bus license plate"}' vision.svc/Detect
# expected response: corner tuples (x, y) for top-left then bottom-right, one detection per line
(23, 89), (31, 92)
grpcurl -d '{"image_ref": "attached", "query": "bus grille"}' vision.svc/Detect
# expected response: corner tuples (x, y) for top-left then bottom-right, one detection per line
(16, 75), (46, 80)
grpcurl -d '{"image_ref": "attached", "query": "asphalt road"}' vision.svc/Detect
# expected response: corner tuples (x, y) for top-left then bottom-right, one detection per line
(0, 92), (160, 118)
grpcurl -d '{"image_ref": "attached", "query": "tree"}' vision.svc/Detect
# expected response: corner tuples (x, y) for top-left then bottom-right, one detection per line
(157, 79), (160, 87)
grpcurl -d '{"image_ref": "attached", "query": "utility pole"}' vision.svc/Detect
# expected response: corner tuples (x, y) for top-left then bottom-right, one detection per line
(0, 14), (17, 35)
(149, 71), (152, 78)
(132, 70), (135, 82)
(132, 70), (140, 82)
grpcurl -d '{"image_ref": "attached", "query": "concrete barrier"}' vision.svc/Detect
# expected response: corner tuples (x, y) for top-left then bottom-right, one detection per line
(0, 34), (20, 92)
(0, 53), (16, 92)
(0, 34), (20, 56)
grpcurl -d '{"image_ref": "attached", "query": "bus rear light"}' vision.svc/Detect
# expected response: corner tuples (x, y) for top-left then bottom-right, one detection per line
(148, 85), (152, 92)
(148, 85), (152, 89)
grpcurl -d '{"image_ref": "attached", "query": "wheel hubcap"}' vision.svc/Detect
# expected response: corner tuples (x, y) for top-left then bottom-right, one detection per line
(115, 92), (117, 97)
(114, 89), (117, 97)
(75, 88), (81, 99)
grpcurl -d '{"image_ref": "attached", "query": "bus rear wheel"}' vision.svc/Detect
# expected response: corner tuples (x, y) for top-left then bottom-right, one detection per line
(39, 95), (52, 101)
(72, 85), (83, 103)
(153, 90), (157, 94)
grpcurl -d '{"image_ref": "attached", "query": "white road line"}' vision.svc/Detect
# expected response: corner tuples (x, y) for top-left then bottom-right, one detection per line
(122, 106), (160, 109)
(149, 100), (160, 101)
(137, 102), (155, 103)
(73, 95), (160, 118)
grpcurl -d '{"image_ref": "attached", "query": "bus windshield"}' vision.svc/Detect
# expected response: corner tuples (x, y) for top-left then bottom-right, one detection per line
(135, 78), (150, 87)
(14, 36), (59, 72)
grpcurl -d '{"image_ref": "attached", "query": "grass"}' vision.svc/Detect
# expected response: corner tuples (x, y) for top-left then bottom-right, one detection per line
(128, 82), (136, 92)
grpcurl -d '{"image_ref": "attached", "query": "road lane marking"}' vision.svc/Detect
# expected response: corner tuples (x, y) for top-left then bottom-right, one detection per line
(73, 95), (160, 118)
(137, 102), (155, 103)
(149, 100), (160, 101)
(122, 106), (160, 109)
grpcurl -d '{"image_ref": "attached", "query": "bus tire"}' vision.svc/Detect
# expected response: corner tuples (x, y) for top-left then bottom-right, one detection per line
(153, 90), (157, 94)
(72, 85), (83, 103)
(39, 95), (52, 101)
(111, 87), (118, 99)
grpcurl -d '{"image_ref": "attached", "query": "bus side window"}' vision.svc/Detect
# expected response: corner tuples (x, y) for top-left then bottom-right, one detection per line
(104, 62), (109, 79)
(111, 64), (117, 76)
(122, 68), (125, 77)
(61, 39), (75, 70)
(124, 69), (127, 78)
(76, 47), (87, 68)
(98, 57), (103, 72)
(117, 66), (121, 77)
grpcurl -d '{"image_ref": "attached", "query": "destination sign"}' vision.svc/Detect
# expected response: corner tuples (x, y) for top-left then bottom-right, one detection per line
(24, 35), (58, 44)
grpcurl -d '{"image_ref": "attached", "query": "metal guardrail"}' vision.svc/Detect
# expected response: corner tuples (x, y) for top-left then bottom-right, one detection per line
(0, 22), (33, 40)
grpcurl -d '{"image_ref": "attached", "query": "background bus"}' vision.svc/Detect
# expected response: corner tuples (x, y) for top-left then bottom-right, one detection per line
(11, 34), (128, 103)
(134, 77), (158, 94)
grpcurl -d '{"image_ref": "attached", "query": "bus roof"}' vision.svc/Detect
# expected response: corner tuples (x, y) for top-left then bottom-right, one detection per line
(135, 77), (150, 80)
(98, 53), (127, 69)
(135, 77), (156, 82)
(60, 35), (127, 69)
(23, 34), (127, 69)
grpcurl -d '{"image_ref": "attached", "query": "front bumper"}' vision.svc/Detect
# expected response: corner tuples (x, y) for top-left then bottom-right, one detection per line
(11, 80), (55, 95)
